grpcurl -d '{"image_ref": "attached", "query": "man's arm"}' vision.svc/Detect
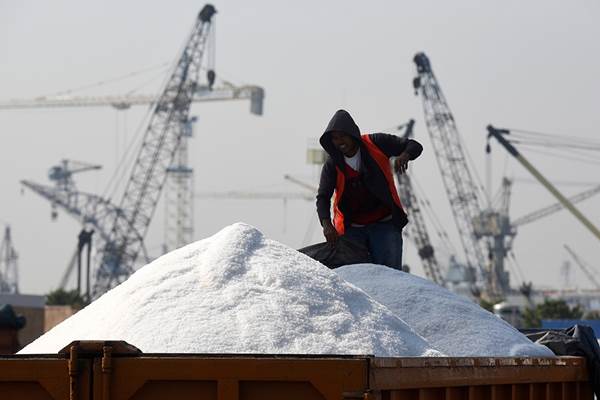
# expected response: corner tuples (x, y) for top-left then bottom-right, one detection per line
(368, 133), (423, 160)
(316, 159), (339, 243)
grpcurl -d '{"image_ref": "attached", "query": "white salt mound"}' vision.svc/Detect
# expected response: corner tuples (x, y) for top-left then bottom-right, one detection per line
(21, 223), (441, 357)
(336, 264), (554, 357)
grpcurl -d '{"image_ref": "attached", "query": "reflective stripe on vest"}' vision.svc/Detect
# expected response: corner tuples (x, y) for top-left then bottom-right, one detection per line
(332, 134), (404, 235)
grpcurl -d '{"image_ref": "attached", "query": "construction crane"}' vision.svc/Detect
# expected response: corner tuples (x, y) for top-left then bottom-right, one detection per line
(8, 42), (263, 257)
(91, 4), (219, 295)
(564, 245), (600, 290)
(164, 116), (197, 252)
(20, 4), (234, 297)
(412, 53), (494, 296)
(394, 120), (445, 285)
(0, 225), (19, 294)
(487, 125), (600, 243)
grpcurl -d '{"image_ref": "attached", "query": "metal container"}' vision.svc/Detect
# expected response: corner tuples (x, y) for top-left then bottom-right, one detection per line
(0, 341), (592, 400)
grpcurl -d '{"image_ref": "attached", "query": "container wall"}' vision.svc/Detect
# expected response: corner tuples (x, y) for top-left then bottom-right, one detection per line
(0, 357), (92, 400)
(0, 341), (594, 400)
(92, 355), (367, 400)
(369, 357), (593, 400)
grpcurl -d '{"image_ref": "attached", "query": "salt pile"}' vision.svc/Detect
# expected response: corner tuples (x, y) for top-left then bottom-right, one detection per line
(20, 223), (441, 357)
(336, 264), (554, 357)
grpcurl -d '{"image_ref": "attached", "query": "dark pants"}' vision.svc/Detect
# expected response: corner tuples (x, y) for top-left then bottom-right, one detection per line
(343, 220), (403, 269)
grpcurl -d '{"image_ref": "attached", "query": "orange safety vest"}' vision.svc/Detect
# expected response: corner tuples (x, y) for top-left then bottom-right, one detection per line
(332, 134), (404, 234)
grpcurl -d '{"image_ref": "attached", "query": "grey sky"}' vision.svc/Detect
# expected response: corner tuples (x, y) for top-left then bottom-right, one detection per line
(1, 0), (599, 295)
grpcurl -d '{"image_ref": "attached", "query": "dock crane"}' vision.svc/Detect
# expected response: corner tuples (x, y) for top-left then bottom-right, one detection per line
(92, 4), (217, 295)
(412, 53), (496, 296)
(487, 125), (600, 243)
(0, 225), (19, 294)
(20, 5), (235, 297)
(4, 32), (264, 255)
(394, 120), (445, 285)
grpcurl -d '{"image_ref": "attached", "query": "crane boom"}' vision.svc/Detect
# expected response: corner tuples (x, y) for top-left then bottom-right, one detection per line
(20, 180), (121, 245)
(0, 84), (264, 115)
(413, 52), (487, 283)
(93, 5), (217, 294)
(513, 184), (600, 227)
(487, 125), (600, 243)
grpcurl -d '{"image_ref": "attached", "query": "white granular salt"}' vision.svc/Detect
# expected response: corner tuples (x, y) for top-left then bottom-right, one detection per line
(336, 264), (554, 357)
(20, 223), (442, 357)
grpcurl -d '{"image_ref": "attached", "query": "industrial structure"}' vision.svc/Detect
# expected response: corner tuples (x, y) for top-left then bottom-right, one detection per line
(0, 225), (19, 294)
(487, 125), (600, 244)
(18, 5), (263, 298)
(394, 119), (445, 286)
(412, 53), (492, 296)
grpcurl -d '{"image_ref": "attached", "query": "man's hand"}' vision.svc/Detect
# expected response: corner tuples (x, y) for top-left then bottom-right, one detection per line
(322, 219), (338, 246)
(394, 152), (411, 175)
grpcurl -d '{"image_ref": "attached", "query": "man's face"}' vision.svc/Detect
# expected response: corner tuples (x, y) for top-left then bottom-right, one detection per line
(331, 131), (358, 157)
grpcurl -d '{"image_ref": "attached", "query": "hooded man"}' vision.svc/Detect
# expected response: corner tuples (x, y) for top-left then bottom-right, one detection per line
(316, 109), (423, 269)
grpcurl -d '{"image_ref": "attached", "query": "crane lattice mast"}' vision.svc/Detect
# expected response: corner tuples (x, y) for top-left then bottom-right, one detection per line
(394, 120), (445, 285)
(0, 225), (19, 294)
(412, 53), (488, 289)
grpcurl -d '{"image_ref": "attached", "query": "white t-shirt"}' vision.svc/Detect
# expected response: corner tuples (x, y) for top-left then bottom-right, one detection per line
(344, 149), (361, 171)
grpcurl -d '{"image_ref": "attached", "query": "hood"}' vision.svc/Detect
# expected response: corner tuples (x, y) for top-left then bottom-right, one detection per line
(320, 109), (362, 159)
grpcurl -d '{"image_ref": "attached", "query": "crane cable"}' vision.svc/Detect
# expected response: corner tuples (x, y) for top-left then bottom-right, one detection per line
(501, 127), (600, 165)
(411, 176), (458, 256)
(40, 61), (171, 98)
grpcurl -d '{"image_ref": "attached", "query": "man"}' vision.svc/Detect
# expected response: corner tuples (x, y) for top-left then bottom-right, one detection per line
(316, 109), (423, 269)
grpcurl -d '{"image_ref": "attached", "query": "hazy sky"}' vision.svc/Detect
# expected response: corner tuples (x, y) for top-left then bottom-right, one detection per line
(1, 0), (599, 295)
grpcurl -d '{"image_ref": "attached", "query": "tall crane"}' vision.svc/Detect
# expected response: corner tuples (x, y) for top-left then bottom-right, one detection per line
(20, 4), (242, 297)
(0, 225), (19, 294)
(92, 4), (219, 295)
(487, 125), (600, 243)
(564, 245), (600, 290)
(394, 120), (445, 285)
(412, 53), (490, 294)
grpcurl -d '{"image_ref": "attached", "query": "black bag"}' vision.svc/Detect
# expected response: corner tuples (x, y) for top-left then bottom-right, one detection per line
(524, 325), (600, 397)
(298, 236), (371, 269)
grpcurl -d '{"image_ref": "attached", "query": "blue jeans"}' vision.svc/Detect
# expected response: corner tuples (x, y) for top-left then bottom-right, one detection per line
(343, 220), (403, 269)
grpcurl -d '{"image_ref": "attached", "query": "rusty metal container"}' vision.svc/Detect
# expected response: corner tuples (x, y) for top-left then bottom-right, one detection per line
(0, 341), (593, 400)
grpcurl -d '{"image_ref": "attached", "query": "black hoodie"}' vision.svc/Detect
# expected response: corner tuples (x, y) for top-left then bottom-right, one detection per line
(316, 109), (423, 231)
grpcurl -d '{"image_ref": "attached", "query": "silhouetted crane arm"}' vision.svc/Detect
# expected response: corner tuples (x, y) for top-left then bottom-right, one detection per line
(513, 184), (600, 227)
(487, 125), (600, 242)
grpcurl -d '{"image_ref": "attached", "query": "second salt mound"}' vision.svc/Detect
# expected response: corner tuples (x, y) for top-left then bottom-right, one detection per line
(336, 264), (554, 357)
(21, 223), (441, 357)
